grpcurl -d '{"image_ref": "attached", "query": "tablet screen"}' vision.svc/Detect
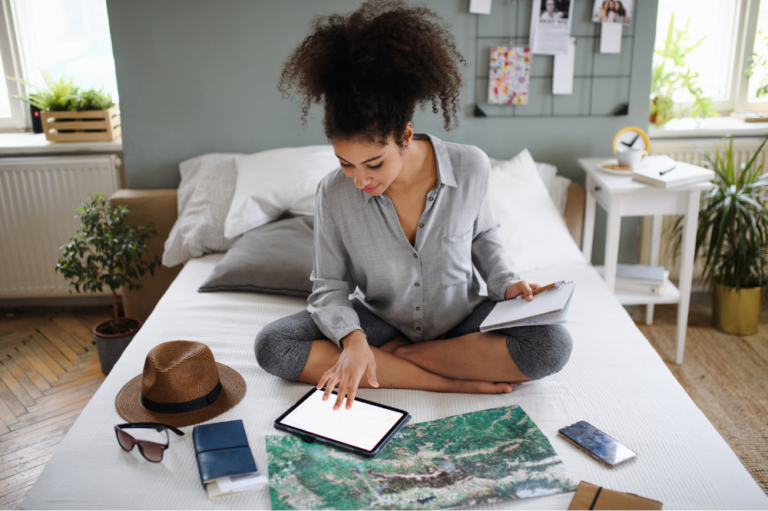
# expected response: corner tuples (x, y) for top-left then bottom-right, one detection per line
(277, 389), (406, 452)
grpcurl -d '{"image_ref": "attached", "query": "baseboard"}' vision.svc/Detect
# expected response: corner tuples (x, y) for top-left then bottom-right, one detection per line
(0, 295), (114, 308)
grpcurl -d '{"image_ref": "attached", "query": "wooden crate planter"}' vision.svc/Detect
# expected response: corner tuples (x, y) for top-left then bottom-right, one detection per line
(40, 104), (121, 142)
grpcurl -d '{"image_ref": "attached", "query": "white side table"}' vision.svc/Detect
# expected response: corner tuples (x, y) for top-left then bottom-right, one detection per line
(577, 158), (712, 365)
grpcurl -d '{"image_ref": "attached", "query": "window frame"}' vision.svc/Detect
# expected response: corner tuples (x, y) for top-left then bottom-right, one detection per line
(662, 0), (768, 116)
(0, 0), (29, 130)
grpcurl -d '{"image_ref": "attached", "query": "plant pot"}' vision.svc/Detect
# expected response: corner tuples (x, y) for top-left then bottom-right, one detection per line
(650, 97), (657, 124)
(93, 317), (141, 375)
(39, 104), (121, 142)
(712, 281), (766, 335)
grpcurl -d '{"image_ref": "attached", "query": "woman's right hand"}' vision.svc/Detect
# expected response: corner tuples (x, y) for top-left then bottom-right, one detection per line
(316, 330), (379, 410)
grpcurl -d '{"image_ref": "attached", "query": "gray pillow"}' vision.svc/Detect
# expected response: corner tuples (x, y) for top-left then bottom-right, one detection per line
(163, 153), (245, 268)
(199, 215), (314, 297)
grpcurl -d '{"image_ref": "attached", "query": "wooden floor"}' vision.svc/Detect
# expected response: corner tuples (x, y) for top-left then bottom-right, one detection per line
(0, 307), (108, 510)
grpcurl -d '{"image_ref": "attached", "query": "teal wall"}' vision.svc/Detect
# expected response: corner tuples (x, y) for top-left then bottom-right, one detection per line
(107, 0), (659, 265)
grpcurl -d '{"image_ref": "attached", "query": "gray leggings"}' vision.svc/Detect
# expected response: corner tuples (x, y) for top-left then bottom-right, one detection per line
(255, 299), (572, 382)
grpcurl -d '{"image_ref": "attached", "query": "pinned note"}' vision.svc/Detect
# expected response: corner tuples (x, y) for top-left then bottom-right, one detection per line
(600, 22), (623, 53)
(469, 0), (492, 15)
(553, 37), (576, 95)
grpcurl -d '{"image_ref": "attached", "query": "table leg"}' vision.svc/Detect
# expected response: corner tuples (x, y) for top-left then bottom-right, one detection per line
(676, 190), (701, 365)
(603, 199), (622, 292)
(582, 175), (597, 263)
(646, 214), (663, 325)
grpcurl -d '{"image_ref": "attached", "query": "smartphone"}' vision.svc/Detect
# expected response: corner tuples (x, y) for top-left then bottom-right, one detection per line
(558, 421), (637, 468)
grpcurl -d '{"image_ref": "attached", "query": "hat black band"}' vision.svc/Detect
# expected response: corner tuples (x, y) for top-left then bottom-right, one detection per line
(140, 380), (223, 415)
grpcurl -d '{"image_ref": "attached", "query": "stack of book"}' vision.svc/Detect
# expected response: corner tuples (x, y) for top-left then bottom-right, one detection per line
(614, 264), (668, 296)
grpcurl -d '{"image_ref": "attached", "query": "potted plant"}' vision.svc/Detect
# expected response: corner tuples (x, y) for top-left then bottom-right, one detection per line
(650, 15), (717, 126)
(6, 71), (120, 142)
(672, 136), (768, 335)
(56, 193), (159, 374)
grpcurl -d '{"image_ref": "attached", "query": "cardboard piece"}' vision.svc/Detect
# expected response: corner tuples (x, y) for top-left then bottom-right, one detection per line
(568, 481), (663, 510)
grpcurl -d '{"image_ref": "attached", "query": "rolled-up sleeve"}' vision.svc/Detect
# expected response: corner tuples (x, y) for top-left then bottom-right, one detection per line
(307, 185), (362, 347)
(472, 165), (520, 301)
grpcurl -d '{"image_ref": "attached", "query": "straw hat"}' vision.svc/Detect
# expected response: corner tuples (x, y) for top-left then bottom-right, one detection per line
(115, 340), (246, 428)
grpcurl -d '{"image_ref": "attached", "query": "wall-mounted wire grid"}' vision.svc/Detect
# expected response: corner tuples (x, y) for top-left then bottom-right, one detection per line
(473, 0), (639, 118)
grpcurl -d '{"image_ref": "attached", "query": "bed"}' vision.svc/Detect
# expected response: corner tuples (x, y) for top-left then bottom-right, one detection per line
(20, 149), (768, 509)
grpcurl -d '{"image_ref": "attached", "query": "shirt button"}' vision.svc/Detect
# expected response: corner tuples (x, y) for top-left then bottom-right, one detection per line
(419, 223), (424, 228)
(416, 307), (420, 311)
(428, 197), (434, 201)
(413, 253), (418, 258)
(415, 282), (420, 287)
(416, 326), (421, 331)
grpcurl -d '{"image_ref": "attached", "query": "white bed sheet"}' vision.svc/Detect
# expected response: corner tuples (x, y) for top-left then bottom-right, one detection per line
(21, 254), (768, 510)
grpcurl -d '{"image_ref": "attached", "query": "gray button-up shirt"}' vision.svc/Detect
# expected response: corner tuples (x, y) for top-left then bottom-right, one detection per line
(307, 133), (520, 347)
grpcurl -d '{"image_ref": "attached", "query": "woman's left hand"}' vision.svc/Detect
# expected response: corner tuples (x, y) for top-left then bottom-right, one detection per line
(505, 281), (539, 301)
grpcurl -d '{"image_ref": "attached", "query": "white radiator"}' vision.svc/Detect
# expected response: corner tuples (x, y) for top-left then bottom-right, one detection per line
(641, 137), (768, 278)
(0, 155), (120, 298)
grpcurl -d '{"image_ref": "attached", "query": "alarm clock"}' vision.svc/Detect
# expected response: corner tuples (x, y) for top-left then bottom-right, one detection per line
(612, 126), (650, 156)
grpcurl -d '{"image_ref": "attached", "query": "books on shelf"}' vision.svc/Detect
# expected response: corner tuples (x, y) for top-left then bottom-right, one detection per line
(597, 265), (669, 296)
(630, 155), (715, 188)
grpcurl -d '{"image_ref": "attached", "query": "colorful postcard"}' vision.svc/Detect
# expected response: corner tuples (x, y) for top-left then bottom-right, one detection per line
(488, 46), (531, 105)
(266, 405), (579, 510)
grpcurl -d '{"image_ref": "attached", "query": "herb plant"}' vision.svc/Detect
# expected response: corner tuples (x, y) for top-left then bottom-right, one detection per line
(650, 15), (717, 126)
(7, 70), (114, 112)
(56, 193), (160, 326)
(672, 136), (768, 291)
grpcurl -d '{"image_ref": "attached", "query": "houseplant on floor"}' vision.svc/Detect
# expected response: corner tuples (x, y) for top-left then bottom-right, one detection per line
(673, 135), (768, 334)
(56, 193), (159, 374)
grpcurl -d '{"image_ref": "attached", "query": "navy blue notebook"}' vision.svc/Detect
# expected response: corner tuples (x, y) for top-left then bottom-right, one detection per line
(192, 420), (267, 499)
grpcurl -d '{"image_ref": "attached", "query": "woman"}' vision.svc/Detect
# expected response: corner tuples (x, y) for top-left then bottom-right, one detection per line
(256, 0), (572, 410)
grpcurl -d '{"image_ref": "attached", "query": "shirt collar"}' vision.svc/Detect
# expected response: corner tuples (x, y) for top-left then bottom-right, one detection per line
(361, 132), (457, 203)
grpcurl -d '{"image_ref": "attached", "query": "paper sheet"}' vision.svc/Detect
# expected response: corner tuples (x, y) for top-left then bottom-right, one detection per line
(469, 0), (492, 15)
(530, 0), (575, 55)
(600, 22), (623, 53)
(553, 37), (576, 95)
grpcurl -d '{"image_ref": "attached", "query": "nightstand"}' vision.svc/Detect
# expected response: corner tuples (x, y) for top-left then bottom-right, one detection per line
(577, 158), (713, 365)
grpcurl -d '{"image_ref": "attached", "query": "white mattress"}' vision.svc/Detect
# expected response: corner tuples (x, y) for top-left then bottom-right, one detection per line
(21, 254), (768, 509)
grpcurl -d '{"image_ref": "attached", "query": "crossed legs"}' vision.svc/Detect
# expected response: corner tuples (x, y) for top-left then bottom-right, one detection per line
(255, 299), (572, 394)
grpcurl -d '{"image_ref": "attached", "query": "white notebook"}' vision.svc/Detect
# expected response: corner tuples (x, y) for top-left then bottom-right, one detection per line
(630, 156), (715, 188)
(479, 282), (576, 332)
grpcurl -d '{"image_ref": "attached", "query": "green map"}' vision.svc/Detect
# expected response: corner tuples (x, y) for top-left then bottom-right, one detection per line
(266, 405), (578, 510)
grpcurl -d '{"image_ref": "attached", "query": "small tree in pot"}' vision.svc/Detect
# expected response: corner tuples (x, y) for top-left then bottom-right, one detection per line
(56, 193), (159, 373)
(673, 136), (768, 334)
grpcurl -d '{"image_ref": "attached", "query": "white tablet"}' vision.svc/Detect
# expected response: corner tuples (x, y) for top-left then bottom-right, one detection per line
(274, 388), (411, 458)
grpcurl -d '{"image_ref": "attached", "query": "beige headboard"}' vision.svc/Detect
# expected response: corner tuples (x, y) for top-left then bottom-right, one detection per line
(110, 182), (586, 322)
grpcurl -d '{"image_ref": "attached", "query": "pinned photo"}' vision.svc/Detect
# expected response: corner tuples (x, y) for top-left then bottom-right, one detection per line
(540, 0), (570, 20)
(592, 0), (633, 24)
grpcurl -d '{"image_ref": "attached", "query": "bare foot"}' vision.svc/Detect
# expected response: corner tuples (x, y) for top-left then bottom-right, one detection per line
(458, 380), (514, 394)
(379, 336), (411, 355)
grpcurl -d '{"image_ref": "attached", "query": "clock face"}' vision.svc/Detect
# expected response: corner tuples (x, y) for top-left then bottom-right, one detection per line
(613, 127), (650, 155)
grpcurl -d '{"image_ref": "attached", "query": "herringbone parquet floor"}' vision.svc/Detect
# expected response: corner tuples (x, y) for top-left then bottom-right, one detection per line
(0, 307), (108, 510)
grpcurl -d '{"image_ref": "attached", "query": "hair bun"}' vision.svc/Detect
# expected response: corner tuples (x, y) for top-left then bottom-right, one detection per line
(279, 0), (465, 145)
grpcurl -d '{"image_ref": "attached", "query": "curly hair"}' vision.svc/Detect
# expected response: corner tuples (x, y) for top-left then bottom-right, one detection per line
(278, 0), (465, 146)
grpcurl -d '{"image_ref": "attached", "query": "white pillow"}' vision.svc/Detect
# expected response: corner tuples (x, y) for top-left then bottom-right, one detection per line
(163, 153), (244, 267)
(225, 145), (339, 239)
(489, 149), (586, 274)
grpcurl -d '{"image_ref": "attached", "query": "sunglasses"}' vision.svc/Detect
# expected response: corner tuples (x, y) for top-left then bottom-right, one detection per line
(114, 422), (185, 462)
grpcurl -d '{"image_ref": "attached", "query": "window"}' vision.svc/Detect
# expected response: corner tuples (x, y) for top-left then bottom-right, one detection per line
(0, 0), (118, 132)
(654, 0), (768, 116)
